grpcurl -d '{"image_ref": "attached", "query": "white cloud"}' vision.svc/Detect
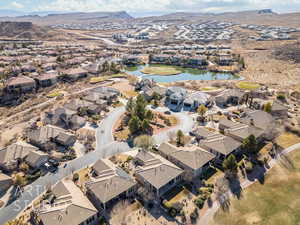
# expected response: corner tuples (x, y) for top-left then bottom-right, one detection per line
(11, 1), (24, 9)
(34, 0), (300, 13)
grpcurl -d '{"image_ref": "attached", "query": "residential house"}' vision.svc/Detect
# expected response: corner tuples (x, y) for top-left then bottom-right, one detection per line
(64, 99), (103, 115)
(166, 87), (187, 111)
(183, 91), (211, 111)
(134, 150), (183, 197)
(37, 179), (100, 225)
(187, 56), (208, 67)
(150, 54), (170, 64)
(44, 107), (86, 130)
(158, 142), (215, 181)
(6, 76), (36, 93)
(86, 159), (136, 210)
(0, 141), (38, 171)
(218, 54), (233, 66)
(271, 101), (288, 118)
(0, 173), (13, 193)
(219, 118), (265, 142)
(123, 55), (143, 65)
(42, 62), (57, 71)
(25, 150), (49, 169)
(61, 67), (88, 82)
(193, 127), (242, 160)
(27, 125), (76, 151)
(86, 87), (120, 105)
(240, 109), (275, 131)
(35, 72), (58, 87)
(21, 64), (36, 73)
(215, 89), (245, 107)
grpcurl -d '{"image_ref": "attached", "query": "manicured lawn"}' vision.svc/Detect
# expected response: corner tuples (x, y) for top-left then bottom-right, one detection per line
(200, 87), (219, 91)
(89, 76), (108, 84)
(90, 73), (127, 84)
(46, 91), (63, 98)
(210, 149), (300, 225)
(276, 132), (300, 149)
(141, 65), (183, 76)
(236, 81), (261, 90)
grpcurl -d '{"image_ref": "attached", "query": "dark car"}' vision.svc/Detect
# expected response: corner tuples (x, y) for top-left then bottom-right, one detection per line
(49, 159), (59, 167)
(164, 110), (171, 115)
(49, 166), (58, 173)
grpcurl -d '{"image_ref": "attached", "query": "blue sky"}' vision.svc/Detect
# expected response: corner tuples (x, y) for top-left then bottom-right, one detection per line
(1, 0), (300, 14)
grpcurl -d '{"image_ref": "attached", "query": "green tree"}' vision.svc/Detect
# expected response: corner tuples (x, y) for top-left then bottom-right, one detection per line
(197, 104), (208, 121)
(126, 97), (135, 114)
(14, 175), (27, 187)
(145, 110), (154, 121)
(263, 102), (272, 113)
(126, 95), (154, 135)
(242, 135), (258, 155)
(135, 94), (148, 120)
(128, 116), (141, 134)
(134, 135), (155, 151)
(176, 130), (184, 147)
(222, 154), (238, 175)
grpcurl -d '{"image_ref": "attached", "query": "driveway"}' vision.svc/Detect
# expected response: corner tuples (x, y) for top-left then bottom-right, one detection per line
(0, 105), (195, 224)
(151, 106), (195, 144)
(0, 106), (128, 224)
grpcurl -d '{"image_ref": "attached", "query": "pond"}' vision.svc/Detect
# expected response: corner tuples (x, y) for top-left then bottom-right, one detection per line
(125, 65), (242, 83)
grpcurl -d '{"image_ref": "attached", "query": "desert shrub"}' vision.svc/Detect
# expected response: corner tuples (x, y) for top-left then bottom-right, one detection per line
(194, 198), (205, 209)
(245, 161), (254, 173)
(73, 173), (79, 181)
(277, 94), (286, 101)
(168, 208), (177, 217)
(172, 202), (184, 213)
(190, 208), (199, 224)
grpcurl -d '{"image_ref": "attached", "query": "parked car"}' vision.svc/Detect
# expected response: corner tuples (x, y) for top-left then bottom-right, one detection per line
(164, 110), (171, 115)
(43, 162), (58, 173)
(49, 159), (59, 167)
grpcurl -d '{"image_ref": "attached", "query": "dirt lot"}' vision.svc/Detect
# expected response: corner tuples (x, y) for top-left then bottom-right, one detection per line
(233, 39), (300, 88)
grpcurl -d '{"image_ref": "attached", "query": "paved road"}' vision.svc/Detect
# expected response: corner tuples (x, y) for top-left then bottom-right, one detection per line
(151, 107), (195, 144)
(0, 104), (195, 224)
(199, 143), (300, 225)
(0, 106), (128, 224)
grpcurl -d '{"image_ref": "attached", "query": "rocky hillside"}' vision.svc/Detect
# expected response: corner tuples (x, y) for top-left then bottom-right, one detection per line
(0, 21), (68, 40)
(0, 11), (133, 26)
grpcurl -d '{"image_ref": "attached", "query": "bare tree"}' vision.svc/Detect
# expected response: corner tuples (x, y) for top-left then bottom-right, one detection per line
(215, 178), (231, 211)
(110, 200), (130, 225)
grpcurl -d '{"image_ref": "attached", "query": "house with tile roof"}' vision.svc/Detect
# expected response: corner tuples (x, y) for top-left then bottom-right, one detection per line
(0, 141), (38, 171)
(37, 179), (100, 225)
(134, 150), (183, 197)
(158, 142), (215, 181)
(85, 159), (136, 211)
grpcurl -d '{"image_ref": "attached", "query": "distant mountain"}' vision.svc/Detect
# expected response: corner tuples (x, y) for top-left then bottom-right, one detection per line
(0, 21), (56, 39)
(258, 9), (274, 14)
(0, 9), (26, 17)
(0, 11), (133, 25)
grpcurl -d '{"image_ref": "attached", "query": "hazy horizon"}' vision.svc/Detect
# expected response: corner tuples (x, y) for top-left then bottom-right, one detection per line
(1, 0), (300, 17)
